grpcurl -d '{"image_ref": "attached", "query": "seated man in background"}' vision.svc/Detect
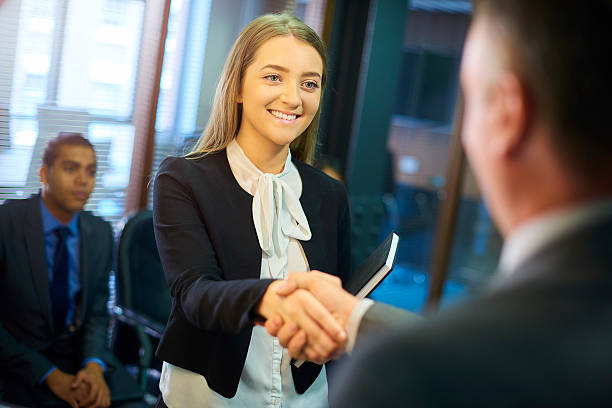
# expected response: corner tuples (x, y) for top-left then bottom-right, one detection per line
(267, 0), (612, 406)
(0, 133), (144, 407)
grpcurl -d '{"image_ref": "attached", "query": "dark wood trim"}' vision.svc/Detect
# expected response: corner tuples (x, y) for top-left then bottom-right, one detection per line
(321, 0), (336, 45)
(124, 0), (172, 213)
(424, 95), (466, 313)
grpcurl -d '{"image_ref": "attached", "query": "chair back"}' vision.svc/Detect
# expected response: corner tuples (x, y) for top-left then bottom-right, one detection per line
(117, 209), (170, 325)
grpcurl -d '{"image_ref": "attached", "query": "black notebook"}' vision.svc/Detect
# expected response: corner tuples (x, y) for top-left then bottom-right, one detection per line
(344, 232), (399, 298)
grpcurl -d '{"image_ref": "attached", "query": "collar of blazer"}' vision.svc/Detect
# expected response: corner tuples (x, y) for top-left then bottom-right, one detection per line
(214, 150), (333, 277)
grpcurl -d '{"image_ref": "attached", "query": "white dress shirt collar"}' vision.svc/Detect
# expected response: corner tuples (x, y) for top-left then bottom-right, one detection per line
(498, 197), (612, 278)
(226, 139), (311, 277)
(226, 138), (301, 197)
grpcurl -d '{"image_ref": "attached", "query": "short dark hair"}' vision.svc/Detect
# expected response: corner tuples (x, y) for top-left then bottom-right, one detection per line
(42, 132), (95, 167)
(473, 0), (612, 177)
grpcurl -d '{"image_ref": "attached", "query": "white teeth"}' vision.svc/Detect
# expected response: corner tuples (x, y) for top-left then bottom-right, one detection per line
(270, 110), (297, 121)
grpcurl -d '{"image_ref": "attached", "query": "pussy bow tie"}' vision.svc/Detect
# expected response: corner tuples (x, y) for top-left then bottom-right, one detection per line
(252, 173), (311, 278)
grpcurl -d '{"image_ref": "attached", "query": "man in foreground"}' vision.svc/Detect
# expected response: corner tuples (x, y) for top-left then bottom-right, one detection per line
(268, 1), (612, 405)
(0, 133), (144, 407)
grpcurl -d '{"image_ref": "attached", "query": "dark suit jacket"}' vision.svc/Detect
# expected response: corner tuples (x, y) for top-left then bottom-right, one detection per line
(0, 194), (119, 390)
(153, 150), (351, 398)
(354, 302), (422, 350)
(332, 214), (612, 407)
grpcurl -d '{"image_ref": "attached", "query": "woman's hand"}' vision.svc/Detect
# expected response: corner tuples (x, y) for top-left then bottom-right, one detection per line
(264, 271), (359, 362)
(256, 280), (347, 364)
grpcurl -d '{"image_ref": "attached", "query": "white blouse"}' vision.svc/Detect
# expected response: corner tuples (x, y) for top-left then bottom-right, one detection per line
(159, 140), (328, 407)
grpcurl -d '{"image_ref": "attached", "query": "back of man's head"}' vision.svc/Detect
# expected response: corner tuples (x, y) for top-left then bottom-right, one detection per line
(473, 0), (612, 178)
(43, 132), (95, 168)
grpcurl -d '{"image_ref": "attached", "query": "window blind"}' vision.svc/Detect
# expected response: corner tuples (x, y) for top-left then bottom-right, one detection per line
(0, 0), (145, 232)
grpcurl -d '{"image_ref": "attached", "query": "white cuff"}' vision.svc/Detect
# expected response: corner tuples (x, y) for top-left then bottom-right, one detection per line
(346, 298), (375, 354)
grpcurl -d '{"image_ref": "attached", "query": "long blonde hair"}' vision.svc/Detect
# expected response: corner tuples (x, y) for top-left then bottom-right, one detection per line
(188, 13), (327, 165)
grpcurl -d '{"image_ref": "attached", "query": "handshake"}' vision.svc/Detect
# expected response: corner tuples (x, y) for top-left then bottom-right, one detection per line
(256, 271), (360, 364)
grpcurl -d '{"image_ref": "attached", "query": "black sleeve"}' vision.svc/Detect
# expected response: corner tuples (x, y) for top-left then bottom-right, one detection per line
(153, 158), (273, 334)
(0, 203), (55, 386)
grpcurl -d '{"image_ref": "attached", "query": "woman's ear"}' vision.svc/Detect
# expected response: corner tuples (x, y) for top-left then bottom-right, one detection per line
(237, 85), (243, 103)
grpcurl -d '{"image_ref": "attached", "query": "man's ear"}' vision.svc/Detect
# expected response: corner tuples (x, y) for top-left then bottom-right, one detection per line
(492, 72), (529, 158)
(39, 165), (48, 185)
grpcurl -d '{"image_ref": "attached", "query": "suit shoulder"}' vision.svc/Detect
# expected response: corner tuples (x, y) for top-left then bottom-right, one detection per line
(0, 197), (33, 219)
(0, 198), (23, 213)
(355, 300), (500, 373)
(380, 292), (530, 355)
(0, 196), (32, 208)
(159, 151), (225, 173)
(80, 211), (112, 233)
(156, 151), (227, 184)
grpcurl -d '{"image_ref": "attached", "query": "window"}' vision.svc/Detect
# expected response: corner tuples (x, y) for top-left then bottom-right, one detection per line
(365, 2), (473, 311)
(90, 83), (122, 114)
(443, 166), (502, 307)
(0, 0), (145, 230)
(102, 0), (126, 26)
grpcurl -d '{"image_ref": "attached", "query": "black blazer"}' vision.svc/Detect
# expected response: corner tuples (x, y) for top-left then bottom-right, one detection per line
(332, 213), (612, 407)
(0, 194), (119, 387)
(153, 150), (351, 398)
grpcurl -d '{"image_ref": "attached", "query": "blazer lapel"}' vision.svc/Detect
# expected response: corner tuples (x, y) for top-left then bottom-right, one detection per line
(24, 196), (54, 332)
(298, 173), (329, 273)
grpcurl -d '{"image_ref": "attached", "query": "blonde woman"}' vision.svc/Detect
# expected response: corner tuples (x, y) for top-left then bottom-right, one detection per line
(153, 14), (351, 407)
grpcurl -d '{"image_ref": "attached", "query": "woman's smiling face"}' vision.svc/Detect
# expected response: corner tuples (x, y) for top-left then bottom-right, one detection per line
(236, 35), (323, 152)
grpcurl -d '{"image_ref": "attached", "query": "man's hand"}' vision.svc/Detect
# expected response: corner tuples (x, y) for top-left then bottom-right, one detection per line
(265, 271), (359, 361)
(256, 280), (347, 364)
(44, 368), (88, 408)
(71, 362), (111, 408)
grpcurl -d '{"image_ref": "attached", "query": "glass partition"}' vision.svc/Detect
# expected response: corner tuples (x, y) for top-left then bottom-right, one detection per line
(367, 2), (472, 312)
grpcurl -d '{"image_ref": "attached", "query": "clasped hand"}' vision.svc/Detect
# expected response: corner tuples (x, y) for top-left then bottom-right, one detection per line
(45, 362), (111, 408)
(257, 271), (359, 364)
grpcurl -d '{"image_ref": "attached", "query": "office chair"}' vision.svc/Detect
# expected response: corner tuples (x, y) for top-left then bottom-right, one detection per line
(112, 209), (171, 391)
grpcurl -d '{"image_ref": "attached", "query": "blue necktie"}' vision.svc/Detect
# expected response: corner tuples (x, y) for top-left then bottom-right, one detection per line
(51, 227), (70, 334)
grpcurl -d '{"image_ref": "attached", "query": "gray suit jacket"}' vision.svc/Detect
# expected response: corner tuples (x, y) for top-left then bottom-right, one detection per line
(332, 214), (612, 407)
(355, 302), (422, 351)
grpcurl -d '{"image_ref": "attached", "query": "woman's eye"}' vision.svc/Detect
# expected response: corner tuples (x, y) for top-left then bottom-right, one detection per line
(302, 81), (319, 90)
(264, 74), (281, 82)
